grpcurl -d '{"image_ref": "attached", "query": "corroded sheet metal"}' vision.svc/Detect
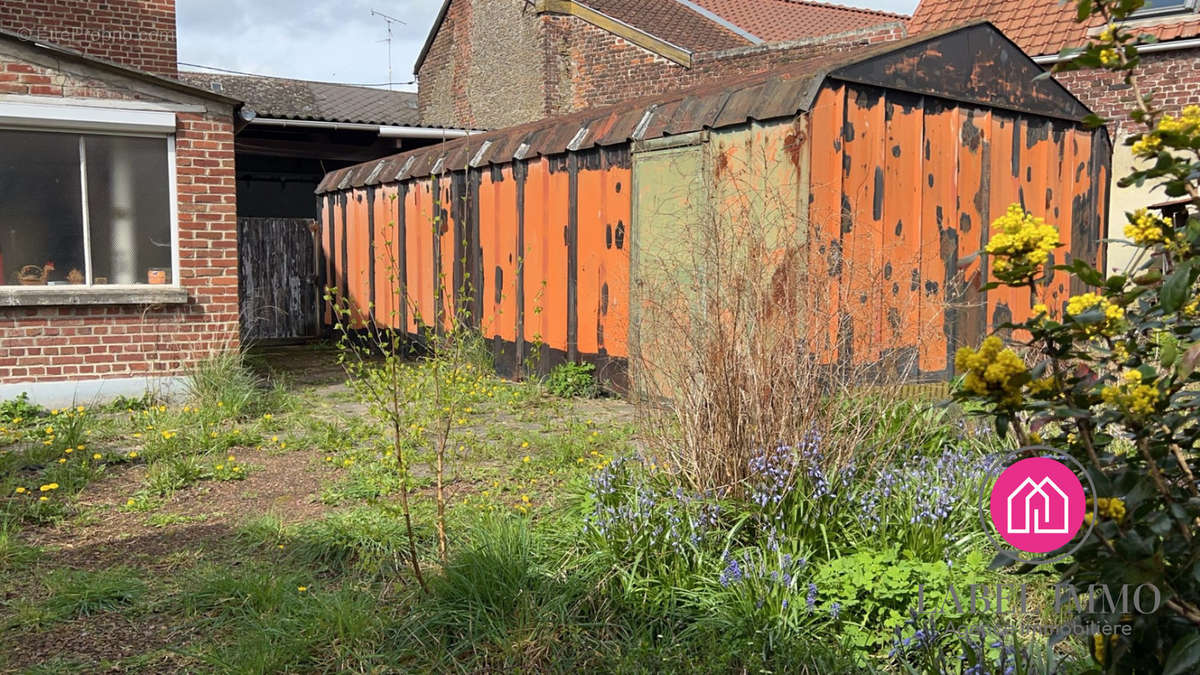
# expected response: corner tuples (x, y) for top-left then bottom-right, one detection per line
(318, 22), (1110, 388)
(806, 82), (1108, 381)
(319, 22), (1091, 194)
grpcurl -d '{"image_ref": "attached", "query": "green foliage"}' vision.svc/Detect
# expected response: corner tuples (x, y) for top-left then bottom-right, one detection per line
(41, 567), (146, 618)
(183, 349), (282, 420)
(949, 1), (1200, 669)
(0, 393), (42, 425)
(545, 361), (600, 398)
(285, 507), (429, 577)
(810, 547), (990, 651)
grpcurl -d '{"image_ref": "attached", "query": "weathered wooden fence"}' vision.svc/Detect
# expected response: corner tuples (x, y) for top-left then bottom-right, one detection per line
(238, 217), (320, 342)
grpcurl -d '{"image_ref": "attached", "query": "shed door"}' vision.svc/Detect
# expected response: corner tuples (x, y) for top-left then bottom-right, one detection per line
(630, 136), (710, 400)
(238, 217), (320, 342)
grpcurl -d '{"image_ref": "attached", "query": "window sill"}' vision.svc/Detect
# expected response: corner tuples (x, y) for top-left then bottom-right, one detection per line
(0, 286), (189, 307)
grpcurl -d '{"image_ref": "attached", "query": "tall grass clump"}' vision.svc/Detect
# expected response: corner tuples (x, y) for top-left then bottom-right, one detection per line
(632, 142), (945, 493)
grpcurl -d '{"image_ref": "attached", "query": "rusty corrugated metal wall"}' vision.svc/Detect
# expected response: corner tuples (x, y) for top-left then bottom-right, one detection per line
(321, 147), (633, 387)
(805, 81), (1109, 380)
(316, 23), (1111, 391)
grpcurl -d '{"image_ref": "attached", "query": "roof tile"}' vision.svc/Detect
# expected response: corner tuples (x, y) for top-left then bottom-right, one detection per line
(692, 0), (907, 43)
(910, 0), (1200, 56)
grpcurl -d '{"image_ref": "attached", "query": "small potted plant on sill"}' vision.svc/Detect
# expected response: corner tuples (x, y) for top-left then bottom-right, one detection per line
(17, 262), (54, 286)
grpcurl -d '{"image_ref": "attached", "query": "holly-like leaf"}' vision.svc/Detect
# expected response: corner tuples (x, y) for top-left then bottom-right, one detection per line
(1164, 632), (1200, 675)
(1161, 263), (1192, 314)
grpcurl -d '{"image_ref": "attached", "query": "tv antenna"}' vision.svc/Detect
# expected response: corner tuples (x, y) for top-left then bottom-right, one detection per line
(371, 9), (406, 90)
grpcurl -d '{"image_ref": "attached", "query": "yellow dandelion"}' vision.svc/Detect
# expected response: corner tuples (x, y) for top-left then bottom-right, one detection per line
(93, 453), (102, 460)
(298, 586), (308, 592)
(15, 487), (26, 494)
(39, 496), (48, 502)
(523, 455), (531, 463)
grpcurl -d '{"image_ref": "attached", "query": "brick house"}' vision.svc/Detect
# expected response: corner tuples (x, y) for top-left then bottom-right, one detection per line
(415, 0), (908, 130)
(909, 0), (1200, 274)
(0, 6), (240, 406)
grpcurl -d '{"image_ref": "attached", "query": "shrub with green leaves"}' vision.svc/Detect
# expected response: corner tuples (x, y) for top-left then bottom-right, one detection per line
(546, 361), (599, 398)
(950, 1), (1200, 670)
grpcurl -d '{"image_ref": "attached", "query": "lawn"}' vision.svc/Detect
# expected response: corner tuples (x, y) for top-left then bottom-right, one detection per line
(0, 346), (637, 672)
(0, 345), (1098, 673)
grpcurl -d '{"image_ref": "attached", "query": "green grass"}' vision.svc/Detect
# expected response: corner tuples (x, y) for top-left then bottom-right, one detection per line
(41, 567), (147, 619)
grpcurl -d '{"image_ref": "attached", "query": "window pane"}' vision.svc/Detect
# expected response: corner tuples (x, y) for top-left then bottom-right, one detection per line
(85, 135), (171, 285)
(1139, 0), (1192, 11)
(0, 130), (85, 286)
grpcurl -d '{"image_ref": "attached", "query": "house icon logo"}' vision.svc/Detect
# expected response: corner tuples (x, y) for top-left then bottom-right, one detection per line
(988, 456), (1086, 554)
(1006, 476), (1070, 534)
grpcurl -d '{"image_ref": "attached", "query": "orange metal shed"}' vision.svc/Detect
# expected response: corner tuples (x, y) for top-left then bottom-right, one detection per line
(316, 22), (1110, 392)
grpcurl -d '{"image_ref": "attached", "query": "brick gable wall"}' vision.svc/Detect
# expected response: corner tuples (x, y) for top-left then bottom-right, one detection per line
(0, 46), (237, 387)
(417, 0), (904, 130)
(0, 0), (177, 78)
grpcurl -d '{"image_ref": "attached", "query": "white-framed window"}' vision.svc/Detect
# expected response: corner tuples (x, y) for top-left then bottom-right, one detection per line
(1131, 0), (1197, 19)
(0, 101), (179, 289)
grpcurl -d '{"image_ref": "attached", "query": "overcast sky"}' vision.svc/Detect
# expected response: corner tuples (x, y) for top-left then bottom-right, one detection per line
(176, 0), (921, 90)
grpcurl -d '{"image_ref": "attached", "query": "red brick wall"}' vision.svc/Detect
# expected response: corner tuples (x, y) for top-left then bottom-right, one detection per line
(0, 50), (237, 386)
(549, 19), (905, 115)
(1054, 47), (1200, 136)
(0, 0), (177, 78)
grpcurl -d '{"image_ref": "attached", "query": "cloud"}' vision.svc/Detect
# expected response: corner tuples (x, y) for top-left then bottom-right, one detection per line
(177, 0), (432, 88)
(177, 0), (921, 87)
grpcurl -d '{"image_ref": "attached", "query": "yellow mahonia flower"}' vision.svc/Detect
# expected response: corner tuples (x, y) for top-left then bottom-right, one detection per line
(1098, 48), (1119, 66)
(986, 204), (1061, 284)
(1099, 24), (1117, 43)
(1125, 208), (1167, 246)
(1131, 133), (1162, 157)
(954, 336), (1029, 408)
(1094, 497), (1127, 521)
(1101, 370), (1159, 417)
(1066, 293), (1124, 337)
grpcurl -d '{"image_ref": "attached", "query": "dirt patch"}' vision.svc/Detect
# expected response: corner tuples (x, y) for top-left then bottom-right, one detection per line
(2, 609), (198, 673)
(25, 449), (333, 572)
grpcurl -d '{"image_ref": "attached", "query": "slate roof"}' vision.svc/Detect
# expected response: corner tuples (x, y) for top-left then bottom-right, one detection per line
(179, 72), (420, 126)
(691, 0), (908, 43)
(910, 0), (1200, 57)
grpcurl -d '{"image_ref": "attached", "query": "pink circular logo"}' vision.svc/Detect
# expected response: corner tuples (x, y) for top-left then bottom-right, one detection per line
(989, 457), (1086, 553)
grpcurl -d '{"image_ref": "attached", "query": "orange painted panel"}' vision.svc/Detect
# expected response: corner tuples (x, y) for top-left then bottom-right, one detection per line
(522, 159), (570, 352)
(479, 168), (520, 343)
(604, 164), (631, 359)
(576, 161), (630, 358)
(953, 107), (989, 352)
(882, 94), (924, 361)
(436, 175), (456, 331)
(346, 189), (371, 328)
(986, 113), (1021, 334)
(841, 87), (886, 366)
(918, 102), (957, 373)
(405, 180), (435, 332)
(806, 84), (845, 365)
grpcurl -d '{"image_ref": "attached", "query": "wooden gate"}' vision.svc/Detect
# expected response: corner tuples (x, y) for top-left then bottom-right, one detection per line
(238, 217), (320, 342)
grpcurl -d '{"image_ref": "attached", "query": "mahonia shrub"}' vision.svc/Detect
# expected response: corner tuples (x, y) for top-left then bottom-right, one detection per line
(953, 0), (1200, 670)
